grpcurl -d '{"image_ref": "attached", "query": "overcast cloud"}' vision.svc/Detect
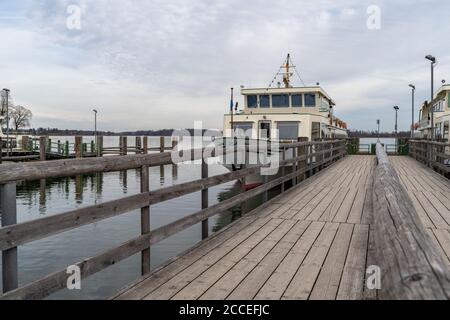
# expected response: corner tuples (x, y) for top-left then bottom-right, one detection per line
(1, 0), (450, 132)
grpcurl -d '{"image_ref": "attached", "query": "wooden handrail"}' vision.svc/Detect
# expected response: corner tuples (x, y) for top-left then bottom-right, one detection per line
(373, 143), (450, 299)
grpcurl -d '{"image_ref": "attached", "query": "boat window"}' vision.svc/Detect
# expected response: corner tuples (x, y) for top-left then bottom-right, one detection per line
(260, 95), (270, 108)
(277, 122), (299, 140)
(320, 98), (330, 111)
(311, 122), (321, 140)
(444, 121), (449, 140)
(292, 94), (303, 107)
(232, 122), (253, 137)
(305, 93), (316, 107)
(247, 95), (257, 108)
(259, 122), (271, 139)
(272, 94), (289, 108)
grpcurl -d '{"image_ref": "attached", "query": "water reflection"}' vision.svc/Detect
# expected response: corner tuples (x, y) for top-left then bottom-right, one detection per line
(5, 162), (277, 299)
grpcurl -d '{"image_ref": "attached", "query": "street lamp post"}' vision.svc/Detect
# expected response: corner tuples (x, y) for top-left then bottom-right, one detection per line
(93, 109), (98, 140)
(376, 119), (380, 141)
(394, 106), (399, 152)
(409, 84), (415, 138)
(426, 55), (436, 140)
(2, 88), (10, 156)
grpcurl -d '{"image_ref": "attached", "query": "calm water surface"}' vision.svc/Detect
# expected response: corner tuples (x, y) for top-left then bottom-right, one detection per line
(0, 136), (271, 299)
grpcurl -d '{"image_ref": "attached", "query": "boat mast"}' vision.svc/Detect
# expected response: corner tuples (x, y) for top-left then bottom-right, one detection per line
(283, 54), (291, 88)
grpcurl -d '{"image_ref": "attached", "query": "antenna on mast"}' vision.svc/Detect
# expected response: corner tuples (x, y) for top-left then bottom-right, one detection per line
(279, 53), (294, 88)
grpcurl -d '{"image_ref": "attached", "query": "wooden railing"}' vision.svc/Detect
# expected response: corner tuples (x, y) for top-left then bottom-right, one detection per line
(409, 139), (450, 175)
(0, 139), (346, 299)
(373, 143), (450, 299)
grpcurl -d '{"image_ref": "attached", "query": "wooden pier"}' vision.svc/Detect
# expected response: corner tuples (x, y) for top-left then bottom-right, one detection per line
(2, 139), (450, 300)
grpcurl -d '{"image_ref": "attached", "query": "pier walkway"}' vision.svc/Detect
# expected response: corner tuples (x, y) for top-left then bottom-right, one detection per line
(114, 155), (450, 300)
(3, 139), (450, 300)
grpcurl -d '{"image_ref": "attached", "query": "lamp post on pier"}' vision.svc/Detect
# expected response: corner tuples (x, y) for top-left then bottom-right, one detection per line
(409, 84), (415, 138)
(394, 106), (399, 152)
(92, 109), (98, 140)
(425, 55), (436, 140)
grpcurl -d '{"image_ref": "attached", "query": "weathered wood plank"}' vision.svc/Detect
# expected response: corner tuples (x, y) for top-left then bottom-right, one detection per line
(309, 223), (354, 300)
(372, 143), (450, 299)
(254, 221), (325, 300)
(336, 224), (369, 300)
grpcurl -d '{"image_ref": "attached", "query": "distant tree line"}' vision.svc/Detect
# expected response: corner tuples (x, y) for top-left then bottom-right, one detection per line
(16, 128), (211, 136)
(348, 129), (411, 138)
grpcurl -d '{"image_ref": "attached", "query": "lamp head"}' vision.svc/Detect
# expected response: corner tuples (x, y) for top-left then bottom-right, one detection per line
(425, 55), (436, 63)
(93, 109), (98, 113)
(409, 84), (416, 90)
(394, 105), (399, 110)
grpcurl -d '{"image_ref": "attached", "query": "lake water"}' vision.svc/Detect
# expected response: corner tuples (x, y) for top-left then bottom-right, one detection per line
(0, 136), (272, 299)
(358, 137), (397, 152)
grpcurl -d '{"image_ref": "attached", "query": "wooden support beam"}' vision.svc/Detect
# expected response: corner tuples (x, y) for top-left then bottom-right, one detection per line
(75, 136), (83, 158)
(39, 136), (46, 161)
(1, 182), (18, 293)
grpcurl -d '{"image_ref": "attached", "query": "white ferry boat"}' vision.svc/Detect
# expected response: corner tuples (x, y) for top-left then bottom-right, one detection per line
(418, 84), (450, 141)
(218, 54), (348, 189)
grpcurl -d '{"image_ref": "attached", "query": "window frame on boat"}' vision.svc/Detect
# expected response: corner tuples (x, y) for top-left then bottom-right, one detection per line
(291, 94), (303, 107)
(260, 94), (270, 108)
(272, 94), (290, 108)
(304, 93), (316, 107)
(247, 95), (258, 108)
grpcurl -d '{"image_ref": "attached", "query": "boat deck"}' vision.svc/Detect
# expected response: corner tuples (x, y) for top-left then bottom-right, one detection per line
(114, 155), (450, 300)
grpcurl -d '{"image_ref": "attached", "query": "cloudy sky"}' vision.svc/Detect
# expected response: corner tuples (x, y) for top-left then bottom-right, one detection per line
(1, 0), (449, 132)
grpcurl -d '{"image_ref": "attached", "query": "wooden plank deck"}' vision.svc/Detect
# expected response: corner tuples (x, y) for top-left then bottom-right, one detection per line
(113, 155), (450, 300)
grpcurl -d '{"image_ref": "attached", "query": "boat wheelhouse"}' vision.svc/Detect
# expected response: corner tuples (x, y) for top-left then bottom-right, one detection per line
(418, 84), (450, 141)
(223, 55), (348, 142)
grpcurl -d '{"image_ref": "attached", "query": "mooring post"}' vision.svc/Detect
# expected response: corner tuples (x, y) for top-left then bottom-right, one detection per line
(39, 136), (46, 161)
(1, 182), (18, 293)
(122, 137), (128, 155)
(140, 164), (151, 275)
(143, 136), (148, 154)
(75, 136), (83, 158)
(96, 136), (103, 157)
(135, 136), (142, 154)
(22, 135), (29, 151)
(160, 136), (165, 153)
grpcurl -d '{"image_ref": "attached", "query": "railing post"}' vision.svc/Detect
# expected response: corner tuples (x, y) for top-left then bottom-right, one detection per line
(298, 137), (308, 182)
(39, 136), (46, 161)
(172, 138), (178, 178)
(1, 182), (18, 293)
(75, 136), (83, 158)
(96, 136), (103, 157)
(201, 150), (209, 240)
(140, 164), (150, 275)
(281, 146), (286, 193)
